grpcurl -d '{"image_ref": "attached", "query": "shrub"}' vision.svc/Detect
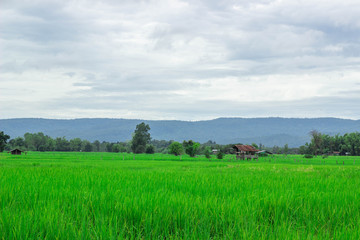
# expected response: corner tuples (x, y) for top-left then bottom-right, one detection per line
(168, 142), (183, 156)
(204, 147), (211, 159)
(145, 145), (155, 154)
(304, 154), (314, 158)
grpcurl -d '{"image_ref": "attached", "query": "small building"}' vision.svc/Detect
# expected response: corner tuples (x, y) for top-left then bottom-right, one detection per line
(212, 149), (218, 154)
(233, 145), (259, 160)
(257, 150), (273, 156)
(10, 149), (23, 155)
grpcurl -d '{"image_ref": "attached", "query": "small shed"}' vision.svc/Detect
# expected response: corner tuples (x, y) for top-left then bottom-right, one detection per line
(233, 145), (259, 160)
(10, 148), (23, 155)
(258, 150), (273, 156)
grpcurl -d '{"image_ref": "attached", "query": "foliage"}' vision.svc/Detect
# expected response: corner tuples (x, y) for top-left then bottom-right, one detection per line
(83, 140), (93, 152)
(283, 144), (289, 156)
(0, 131), (10, 152)
(105, 143), (114, 152)
(298, 145), (307, 155)
(216, 151), (224, 159)
(112, 144), (121, 153)
(199, 140), (219, 155)
(145, 145), (155, 154)
(24, 132), (56, 151)
(204, 147), (211, 159)
(150, 140), (173, 154)
(10, 129), (360, 158)
(300, 131), (360, 156)
(183, 140), (200, 157)
(8, 137), (25, 150)
(309, 130), (323, 156)
(304, 154), (314, 158)
(55, 137), (70, 151)
(131, 122), (151, 154)
(70, 138), (82, 151)
(93, 140), (101, 152)
(219, 144), (237, 154)
(168, 142), (183, 156)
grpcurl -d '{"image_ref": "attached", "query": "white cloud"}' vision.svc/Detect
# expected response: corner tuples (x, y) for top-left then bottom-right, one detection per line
(1, 0), (360, 120)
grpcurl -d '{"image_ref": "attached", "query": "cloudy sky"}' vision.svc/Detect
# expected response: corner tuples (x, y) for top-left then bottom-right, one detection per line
(1, 0), (360, 120)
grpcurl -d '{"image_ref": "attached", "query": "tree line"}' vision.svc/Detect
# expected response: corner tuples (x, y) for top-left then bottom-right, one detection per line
(2, 125), (359, 156)
(0, 123), (235, 156)
(299, 130), (360, 156)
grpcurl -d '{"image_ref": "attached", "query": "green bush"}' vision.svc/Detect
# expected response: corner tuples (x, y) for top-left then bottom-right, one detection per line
(204, 147), (211, 159)
(304, 154), (314, 158)
(217, 151), (224, 159)
(145, 145), (155, 154)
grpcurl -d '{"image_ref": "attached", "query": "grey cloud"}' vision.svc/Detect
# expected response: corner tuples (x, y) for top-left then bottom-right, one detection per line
(1, 0), (360, 120)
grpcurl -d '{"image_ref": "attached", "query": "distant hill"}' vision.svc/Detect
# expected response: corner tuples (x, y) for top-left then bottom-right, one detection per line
(1, 117), (360, 147)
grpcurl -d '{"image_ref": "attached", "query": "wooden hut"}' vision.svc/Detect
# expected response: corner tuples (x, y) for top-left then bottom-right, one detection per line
(233, 145), (259, 160)
(10, 148), (23, 155)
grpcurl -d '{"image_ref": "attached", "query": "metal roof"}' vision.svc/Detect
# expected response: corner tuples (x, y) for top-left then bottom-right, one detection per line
(233, 145), (259, 152)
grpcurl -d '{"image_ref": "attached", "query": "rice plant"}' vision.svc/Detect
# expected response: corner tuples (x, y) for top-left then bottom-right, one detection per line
(1, 152), (360, 239)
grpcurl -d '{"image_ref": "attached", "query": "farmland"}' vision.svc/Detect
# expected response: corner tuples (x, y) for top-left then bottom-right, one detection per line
(1, 152), (360, 239)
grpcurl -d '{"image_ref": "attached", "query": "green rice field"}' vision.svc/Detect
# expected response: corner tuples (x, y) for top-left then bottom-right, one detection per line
(1, 152), (360, 239)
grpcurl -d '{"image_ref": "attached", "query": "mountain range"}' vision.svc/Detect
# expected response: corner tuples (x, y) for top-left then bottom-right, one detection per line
(1, 118), (360, 147)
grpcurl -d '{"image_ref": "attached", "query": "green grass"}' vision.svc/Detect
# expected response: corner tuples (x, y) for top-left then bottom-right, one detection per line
(1, 152), (360, 239)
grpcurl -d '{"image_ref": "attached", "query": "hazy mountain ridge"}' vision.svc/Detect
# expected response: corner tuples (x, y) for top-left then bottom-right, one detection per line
(1, 117), (360, 147)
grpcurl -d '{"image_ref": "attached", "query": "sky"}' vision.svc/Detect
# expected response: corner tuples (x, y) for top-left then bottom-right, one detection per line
(1, 0), (360, 120)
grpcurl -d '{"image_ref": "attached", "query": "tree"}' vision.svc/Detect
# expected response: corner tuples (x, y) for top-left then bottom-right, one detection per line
(145, 145), (155, 154)
(8, 137), (25, 150)
(204, 147), (211, 159)
(55, 137), (70, 151)
(251, 143), (259, 149)
(105, 143), (113, 152)
(283, 144), (289, 156)
(0, 131), (10, 152)
(82, 140), (93, 152)
(217, 150), (224, 159)
(310, 130), (322, 156)
(70, 138), (82, 151)
(42, 136), (55, 151)
(272, 145), (280, 154)
(298, 145), (306, 155)
(24, 132), (48, 151)
(112, 144), (120, 153)
(93, 140), (100, 152)
(344, 132), (360, 156)
(168, 142), (183, 156)
(183, 140), (200, 157)
(131, 122), (151, 153)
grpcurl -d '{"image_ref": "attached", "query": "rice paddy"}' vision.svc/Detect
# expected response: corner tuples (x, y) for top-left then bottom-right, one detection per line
(1, 152), (360, 239)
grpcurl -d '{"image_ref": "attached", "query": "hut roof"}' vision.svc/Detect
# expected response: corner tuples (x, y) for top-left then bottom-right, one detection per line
(233, 145), (259, 152)
(258, 150), (273, 154)
(10, 148), (23, 152)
